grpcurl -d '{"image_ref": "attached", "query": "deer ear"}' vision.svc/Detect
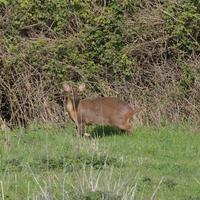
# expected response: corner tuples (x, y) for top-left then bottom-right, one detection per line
(78, 83), (86, 92)
(63, 83), (72, 92)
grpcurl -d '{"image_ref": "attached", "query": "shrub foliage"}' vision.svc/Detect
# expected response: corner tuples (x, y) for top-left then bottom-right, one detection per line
(0, 0), (200, 126)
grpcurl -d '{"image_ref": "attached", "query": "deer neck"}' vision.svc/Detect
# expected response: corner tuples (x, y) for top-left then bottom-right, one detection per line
(66, 94), (80, 123)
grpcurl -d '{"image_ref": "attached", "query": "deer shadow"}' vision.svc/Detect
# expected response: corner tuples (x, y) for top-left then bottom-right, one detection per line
(88, 125), (125, 138)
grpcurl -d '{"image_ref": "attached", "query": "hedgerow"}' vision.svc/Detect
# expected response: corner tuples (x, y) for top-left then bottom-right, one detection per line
(0, 0), (200, 126)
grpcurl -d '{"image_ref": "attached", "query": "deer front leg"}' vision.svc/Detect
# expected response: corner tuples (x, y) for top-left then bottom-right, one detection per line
(76, 123), (90, 137)
(77, 123), (85, 136)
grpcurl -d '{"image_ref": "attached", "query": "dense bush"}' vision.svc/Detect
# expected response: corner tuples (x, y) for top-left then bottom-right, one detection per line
(0, 0), (200, 126)
(165, 0), (200, 52)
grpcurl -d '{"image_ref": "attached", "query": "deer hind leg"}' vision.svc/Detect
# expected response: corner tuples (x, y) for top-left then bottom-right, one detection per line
(126, 115), (135, 134)
(118, 117), (134, 135)
(115, 120), (132, 134)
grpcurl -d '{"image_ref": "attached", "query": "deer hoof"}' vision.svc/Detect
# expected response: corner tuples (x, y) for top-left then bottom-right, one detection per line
(84, 133), (91, 137)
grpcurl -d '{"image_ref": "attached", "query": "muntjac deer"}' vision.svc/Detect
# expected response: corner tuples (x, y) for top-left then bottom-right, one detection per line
(63, 83), (135, 136)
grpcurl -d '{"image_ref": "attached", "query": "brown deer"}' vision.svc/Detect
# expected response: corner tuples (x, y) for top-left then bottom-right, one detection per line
(63, 83), (135, 136)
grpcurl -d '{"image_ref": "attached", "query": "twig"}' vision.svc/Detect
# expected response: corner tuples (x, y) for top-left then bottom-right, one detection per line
(0, 181), (5, 200)
(150, 177), (164, 200)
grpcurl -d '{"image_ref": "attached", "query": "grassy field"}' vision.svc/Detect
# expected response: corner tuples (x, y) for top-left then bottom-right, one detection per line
(0, 123), (200, 200)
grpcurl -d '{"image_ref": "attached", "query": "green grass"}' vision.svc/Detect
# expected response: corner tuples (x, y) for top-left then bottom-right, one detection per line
(0, 123), (200, 199)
